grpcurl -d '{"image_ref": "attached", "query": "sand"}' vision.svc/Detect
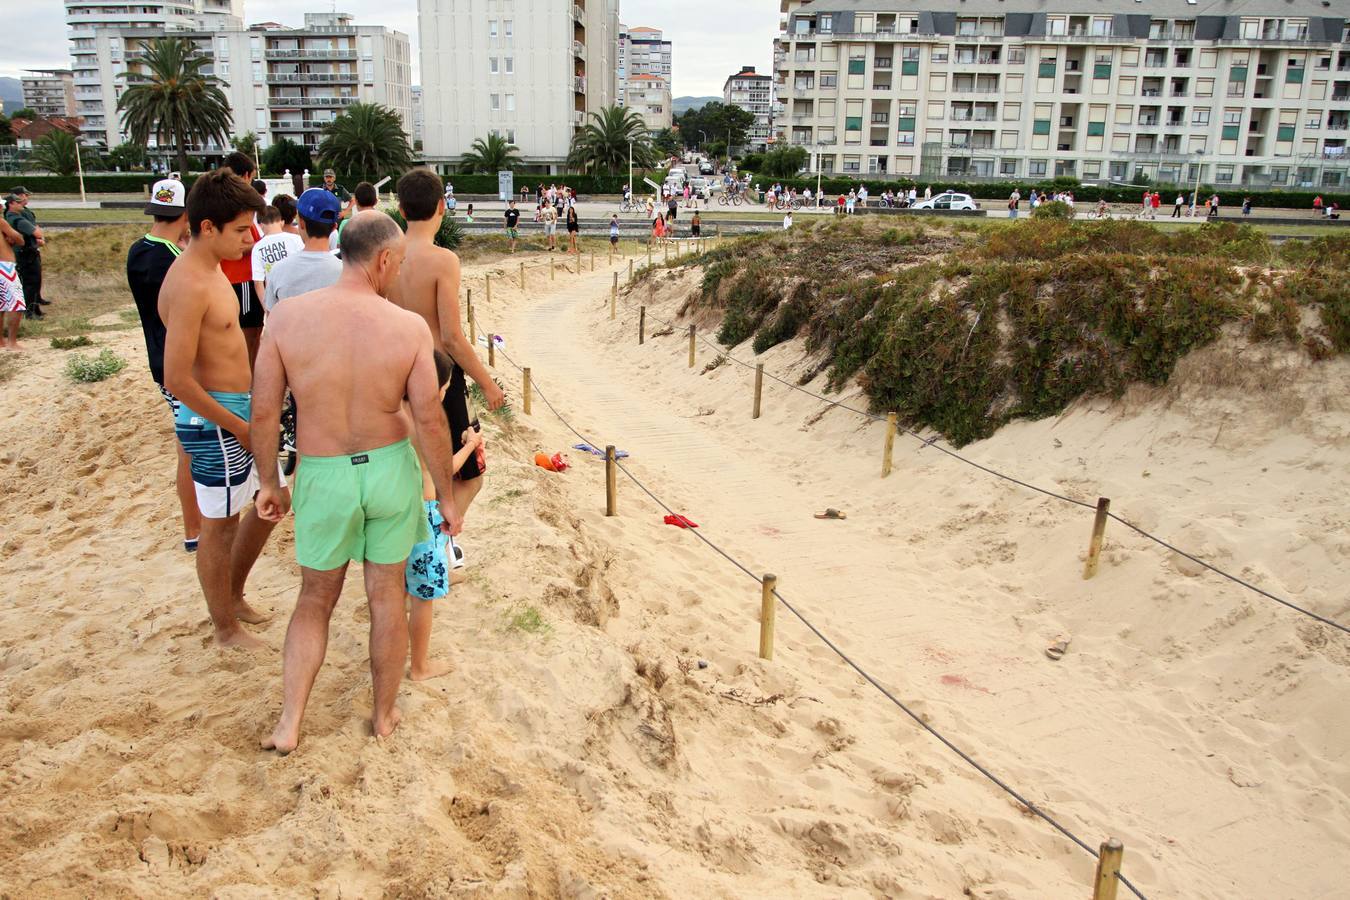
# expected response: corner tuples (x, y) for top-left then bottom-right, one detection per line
(2, 246), (1348, 898)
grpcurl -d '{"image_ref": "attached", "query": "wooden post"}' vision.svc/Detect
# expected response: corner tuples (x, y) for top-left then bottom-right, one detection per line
(590, 250), (595, 271)
(551, 257), (556, 280)
(611, 272), (618, 320)
(519, 261), (525, 289)
(629, 259), (634, 284)
(752, 363), (764, 419)
(881, 412), (898, 478)
(485, 273), (492, 305)
(688, 325), (696, 368)
(664, 241), (670, 263)
(605, 446), (617, 517)
(522, 367), (532, 416)
(759, 574), (778, 660)
(576, 248), (582, 277)
(609, 242), (614, 265)
(467, 289), (476, 344)
(1083, 497), (1111, 579)
(487, 334), (496, 368)
(1091, 839), (1124, 900)
(648, 243), (653, 269)
(639, 306), (646, 345)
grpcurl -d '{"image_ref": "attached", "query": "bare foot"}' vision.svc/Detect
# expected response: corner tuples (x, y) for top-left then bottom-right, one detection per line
(450, 569), (468, 586)
(213, 626), (267, 651)
(410, 658), (453, 682)
(262, 718), (300, 755)
(373, 705), (403, 739)
(232, 598), (272, 625)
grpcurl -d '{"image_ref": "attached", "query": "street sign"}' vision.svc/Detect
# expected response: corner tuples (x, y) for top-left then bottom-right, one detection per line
(498, 171), (514, 201)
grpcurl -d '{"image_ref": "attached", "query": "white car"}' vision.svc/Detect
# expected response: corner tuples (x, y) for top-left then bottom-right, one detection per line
(911, 192), (980, 211)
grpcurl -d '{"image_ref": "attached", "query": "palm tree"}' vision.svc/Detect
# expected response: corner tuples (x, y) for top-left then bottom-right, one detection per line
(316, 103), (413, 181)
(27, 129), (102, 176)
(567, 106), (656, 175)
(459, 134), (521, 173)
(117, 37), (233, 178)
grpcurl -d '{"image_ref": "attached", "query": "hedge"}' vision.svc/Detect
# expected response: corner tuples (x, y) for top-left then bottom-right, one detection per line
(0, 174), (174, 193)
(738, 175), (1350, 210)
(315, 172), (662, 195)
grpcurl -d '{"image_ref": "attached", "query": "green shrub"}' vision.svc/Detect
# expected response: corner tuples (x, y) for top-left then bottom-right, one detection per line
(1032, 200), (1076, 220)
(385, 207), (463, 250)
(50, 335), (94, 349)
(65, 349), (127, 383)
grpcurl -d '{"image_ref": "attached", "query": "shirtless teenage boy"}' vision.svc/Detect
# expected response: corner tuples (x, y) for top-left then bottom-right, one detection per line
(0, 215), (26, 349)
(252, 212), (461, 752)
(160, 169), (285, 650)
(389, 169), (505, 530)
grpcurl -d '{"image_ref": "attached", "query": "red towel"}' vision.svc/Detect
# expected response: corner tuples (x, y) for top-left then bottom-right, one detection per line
(663, 514), (698, 529)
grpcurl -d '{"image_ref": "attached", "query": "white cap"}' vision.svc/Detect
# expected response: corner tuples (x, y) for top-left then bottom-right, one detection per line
(145, 177), (186, 215)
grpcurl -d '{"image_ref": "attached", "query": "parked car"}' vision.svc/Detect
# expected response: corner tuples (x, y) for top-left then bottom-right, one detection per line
(911, 192), (980, 211)
(699, 162), (715, 175)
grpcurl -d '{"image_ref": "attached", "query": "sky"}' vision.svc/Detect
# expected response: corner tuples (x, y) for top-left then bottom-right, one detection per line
(1, 0), (777, 98)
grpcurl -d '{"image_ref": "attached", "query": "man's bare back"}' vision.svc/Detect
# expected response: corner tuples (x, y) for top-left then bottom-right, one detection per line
(389, 240), (460, 353)
(266, 283), (432, 457)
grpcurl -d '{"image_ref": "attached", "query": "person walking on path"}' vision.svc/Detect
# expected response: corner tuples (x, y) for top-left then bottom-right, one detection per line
(1208, 193), (1221, 219)
(1150, 191), (1161, 218)
(1313, 195), (1323, 218)
(505, 200), (522, 253)
(127, 177), (200, 552)
(159, 169), (286, 650)
(1008, 189), (1021, 220)
(252, 211), (462, 753)
(1173, 193), (1185, 218)
(565, 205), (579, 254)
(388, 169), (504, 541)
(539, 201), (557, 252)
(1242, 196), (1252, 216)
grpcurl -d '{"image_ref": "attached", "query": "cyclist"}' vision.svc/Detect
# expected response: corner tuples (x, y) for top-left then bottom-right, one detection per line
(1096, 198), (1110, 219)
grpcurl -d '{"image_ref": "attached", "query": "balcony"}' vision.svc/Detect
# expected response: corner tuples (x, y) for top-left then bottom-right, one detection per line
(1037, 30), (1126, 44)
(270, 96), (355, 108)
(790, 30), (940, 42)
(571, 4), (584, 23)
(1147, 31), (1196, 43)
(270, 119), (327, 132)
(267, 72), (357, 84)
(870, 113), (890, 124)
(573, 40), (586, 60)
(265, 48), (357, 60)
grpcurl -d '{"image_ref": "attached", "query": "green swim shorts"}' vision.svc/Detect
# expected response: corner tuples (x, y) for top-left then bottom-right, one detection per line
(292, 438), (423, 571)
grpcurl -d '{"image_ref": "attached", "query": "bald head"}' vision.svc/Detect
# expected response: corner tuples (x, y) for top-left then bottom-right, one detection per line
(341, 210), (404, 266)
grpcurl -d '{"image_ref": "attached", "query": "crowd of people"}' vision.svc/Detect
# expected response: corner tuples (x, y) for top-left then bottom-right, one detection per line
(124, 152), (502, 752)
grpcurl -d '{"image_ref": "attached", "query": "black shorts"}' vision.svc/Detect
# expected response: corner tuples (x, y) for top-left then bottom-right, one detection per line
(610, 234), (619, 245)
(567, 223), (578, 233)
(233, 281), (264, 329)
(691, 225), (701, 236)
(443, 363), (485, 481)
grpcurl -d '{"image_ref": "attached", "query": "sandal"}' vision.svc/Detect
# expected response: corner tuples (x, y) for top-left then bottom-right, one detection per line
(1045, 638), (1070, 661)
(814, 508), (848, 520)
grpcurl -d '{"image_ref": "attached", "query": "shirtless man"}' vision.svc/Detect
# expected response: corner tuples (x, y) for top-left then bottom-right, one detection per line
(253, 211), (461, 752)
(388, 169), (505, 535)
(160, 170), (285, 649)
(0, 215), (26, 349)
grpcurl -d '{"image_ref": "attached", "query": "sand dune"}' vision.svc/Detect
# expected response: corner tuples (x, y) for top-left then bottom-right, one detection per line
(1, 247), (1347, 898)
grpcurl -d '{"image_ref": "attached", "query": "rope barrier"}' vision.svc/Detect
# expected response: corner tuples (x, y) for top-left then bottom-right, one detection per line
(470, 312), (1148, 899)
(622, 269), (1350, 637)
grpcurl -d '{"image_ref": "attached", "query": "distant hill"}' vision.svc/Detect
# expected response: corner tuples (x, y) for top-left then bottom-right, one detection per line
(0, 78), (24, 114)
(673, 96), (719, 115)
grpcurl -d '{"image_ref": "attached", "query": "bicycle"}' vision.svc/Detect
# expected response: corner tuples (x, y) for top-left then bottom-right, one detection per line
(619, 197), (640, 214)
(773, 197), (803, 212)
(717, 192), (745, 207)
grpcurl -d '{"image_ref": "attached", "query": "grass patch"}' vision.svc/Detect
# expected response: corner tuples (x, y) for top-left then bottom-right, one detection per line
(50, 335), (94, 349)
(488, 486), (526, 506)
(504, 604), (551, 636)
(65, 349), (127, 383)
(31, 208), (142, 224)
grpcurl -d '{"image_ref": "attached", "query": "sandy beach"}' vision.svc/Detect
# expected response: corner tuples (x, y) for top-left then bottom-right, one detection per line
(2, 245), (1348, 898)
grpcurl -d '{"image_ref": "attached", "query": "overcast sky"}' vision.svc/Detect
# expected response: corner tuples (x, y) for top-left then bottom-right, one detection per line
(1, 1), (776, 98)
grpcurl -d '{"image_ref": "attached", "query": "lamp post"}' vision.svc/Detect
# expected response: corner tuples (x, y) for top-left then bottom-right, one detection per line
(815, 142), (823, 207)
(1190, 149), (1203, 217)
(628, 138), (633, 197)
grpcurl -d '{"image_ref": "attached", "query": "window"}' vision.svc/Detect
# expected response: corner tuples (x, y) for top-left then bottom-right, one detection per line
(507, 129), (515, 144)
(490, 93), (499, 111)
(1192, 108), (1210, 125)
(931, 47), (948, 63)
(504, 20), (512, 38)
(820, 73), (837, 88)
(489, 19), (498, 38)
(505, 94), (515, 112)
(1305, 111), (1321, 129)
(505, 57), (513, 75)
(490, 57), (498, 74)
(1215, 165), (1234, 183)
(1029, 159), (1047, 176)
(819, 14), (832, 33)
(1000, 159), (1017, 175)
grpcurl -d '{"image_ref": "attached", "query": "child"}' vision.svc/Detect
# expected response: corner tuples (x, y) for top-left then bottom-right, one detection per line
(405, 350), (485, 681)
(609, 213), (620, 251)
(465, 203), (475, 223)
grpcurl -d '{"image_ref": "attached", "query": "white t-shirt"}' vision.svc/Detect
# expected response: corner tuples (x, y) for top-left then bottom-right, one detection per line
(251, 231), (304, 283)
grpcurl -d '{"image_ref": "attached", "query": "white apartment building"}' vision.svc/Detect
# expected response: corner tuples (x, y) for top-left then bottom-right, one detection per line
(776, 1), (1350, 189)
(21, 70), (77, 118)
(69, 12), (411, 154)
(624, 74), (672, 131)
(723, 65), (775, 152)
(617, 24), (673, 109)
(419, 0), (621, 173)
(411, 85), (424, 147)
(65, 0), (243, 144)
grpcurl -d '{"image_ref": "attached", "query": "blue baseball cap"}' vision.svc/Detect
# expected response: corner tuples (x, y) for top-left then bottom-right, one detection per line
(297, 187), (341, 223)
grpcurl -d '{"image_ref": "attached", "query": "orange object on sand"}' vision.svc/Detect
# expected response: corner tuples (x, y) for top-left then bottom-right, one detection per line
(534, 452), (570, 472)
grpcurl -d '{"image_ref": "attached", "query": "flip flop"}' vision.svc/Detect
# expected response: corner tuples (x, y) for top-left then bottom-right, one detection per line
(1045, 638), (1070, 661)
(814, 508), (847, 520)
(183, 537), (199, 553)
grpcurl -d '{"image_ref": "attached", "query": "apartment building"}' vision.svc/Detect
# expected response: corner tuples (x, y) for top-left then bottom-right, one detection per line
(617, 24), (673, 109)
(624, 74), (672, 131)
(411, 85), (424, 147)
(419, 0), (621, 173)
(69, 12), (412, 154)
(776, 1), (1350, 189)
(21, 70), (78, 118)
(65, 0), (243, 144)
(724, 65), (775, 152)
